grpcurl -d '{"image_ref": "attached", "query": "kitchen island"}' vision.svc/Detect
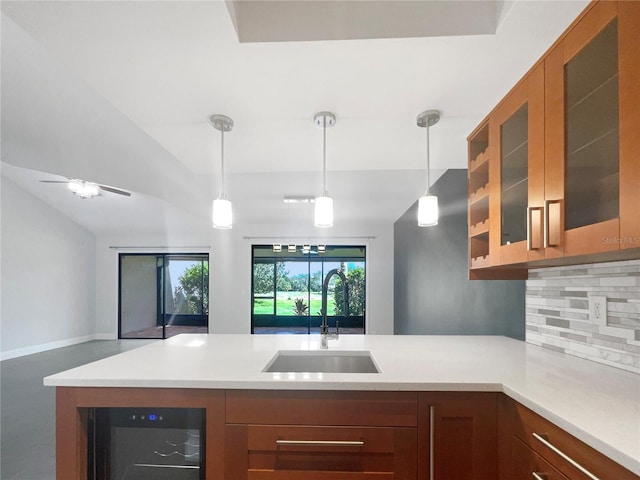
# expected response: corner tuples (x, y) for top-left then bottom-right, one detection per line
(45, 334), (640, 479)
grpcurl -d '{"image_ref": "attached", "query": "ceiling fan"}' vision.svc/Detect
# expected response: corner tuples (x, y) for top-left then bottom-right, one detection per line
(39, 178), (131, 199)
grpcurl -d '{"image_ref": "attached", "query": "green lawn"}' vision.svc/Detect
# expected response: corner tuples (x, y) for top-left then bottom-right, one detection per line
(253, 292), (335, 316)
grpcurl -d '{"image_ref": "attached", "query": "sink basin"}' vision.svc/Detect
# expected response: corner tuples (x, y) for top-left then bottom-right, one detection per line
(263, 350), (380, 374)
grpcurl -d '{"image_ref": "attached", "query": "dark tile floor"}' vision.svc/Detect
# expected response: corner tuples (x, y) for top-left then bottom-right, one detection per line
(0, 340), (153, 480)
(121, 325), (208, 339)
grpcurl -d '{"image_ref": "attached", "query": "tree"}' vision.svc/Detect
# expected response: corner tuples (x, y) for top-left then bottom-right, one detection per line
(174, 262), (209, 314)
(253, 262), (291, 293)
(253, 263), (274, 294)
(275, 262), (291, 292)
(289, 273), (309, 292)
(310, 271), (323, 293)
(333, 267), (365, 316)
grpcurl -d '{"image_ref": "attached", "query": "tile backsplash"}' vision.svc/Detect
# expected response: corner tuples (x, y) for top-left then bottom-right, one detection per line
(526, 259), (640, 374)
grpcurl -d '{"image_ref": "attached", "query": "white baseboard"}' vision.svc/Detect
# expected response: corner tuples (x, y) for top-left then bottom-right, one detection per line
(0, 334), (114, 361)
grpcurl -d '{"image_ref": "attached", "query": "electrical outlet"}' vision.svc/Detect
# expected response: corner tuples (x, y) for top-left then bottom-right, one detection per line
(589, 296), (607, 325)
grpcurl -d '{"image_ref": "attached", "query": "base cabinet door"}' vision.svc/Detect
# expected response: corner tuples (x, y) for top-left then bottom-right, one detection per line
(225, 424), (417, 479)
(418, 392), (498, 480)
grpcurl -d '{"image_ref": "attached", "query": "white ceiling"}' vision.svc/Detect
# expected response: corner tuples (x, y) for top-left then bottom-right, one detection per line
(226, 1), (509, 42)
(0, 0), (589, 234)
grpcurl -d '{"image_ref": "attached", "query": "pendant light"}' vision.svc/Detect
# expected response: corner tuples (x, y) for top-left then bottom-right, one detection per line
(416, 110), (440, 227)
(210, 114), (234, 229)
(314, 111), (336, 228)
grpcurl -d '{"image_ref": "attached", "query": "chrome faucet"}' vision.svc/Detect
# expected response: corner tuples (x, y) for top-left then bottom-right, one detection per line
(320, 268), (349, 349)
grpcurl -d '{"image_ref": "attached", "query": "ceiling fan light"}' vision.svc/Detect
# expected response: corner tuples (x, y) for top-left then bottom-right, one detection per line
(68, 179), (82, 193)
(68, 179), (99, 198)
(418, 194), (438, 227)
(212, 197), (232, 229)
(314, 195), (333, 228)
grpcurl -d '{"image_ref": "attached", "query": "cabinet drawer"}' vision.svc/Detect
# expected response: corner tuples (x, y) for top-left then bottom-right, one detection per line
(513, 435), (569, 480)
(225, 424), (417, 479)
(499, 395), (639, 480)
(226, 390), (418, 427)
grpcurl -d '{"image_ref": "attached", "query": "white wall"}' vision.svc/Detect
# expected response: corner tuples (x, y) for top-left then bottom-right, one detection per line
(0, 176), (97, 359)
(95, 220), (394, 337)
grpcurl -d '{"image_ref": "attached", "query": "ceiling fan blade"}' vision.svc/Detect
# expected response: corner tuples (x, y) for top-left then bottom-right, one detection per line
(97, 184), (132, 197)
(39, 180), (69, 184)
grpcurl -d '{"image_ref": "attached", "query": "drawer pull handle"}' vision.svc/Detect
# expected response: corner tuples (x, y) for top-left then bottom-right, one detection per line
(429, 405), (435, 480)
(276, 440), (364, 447)
(527, 206), (544, 250)
(543, 200), (561, 248)
(532, 473), (547, 480)
(533, 433), (600, 480)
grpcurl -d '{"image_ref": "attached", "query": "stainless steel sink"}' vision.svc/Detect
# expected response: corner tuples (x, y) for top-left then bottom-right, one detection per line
(263, 350), (380, 373)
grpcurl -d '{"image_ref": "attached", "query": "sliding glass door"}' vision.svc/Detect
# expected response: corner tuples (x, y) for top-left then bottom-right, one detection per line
(119, 253), (209, 339)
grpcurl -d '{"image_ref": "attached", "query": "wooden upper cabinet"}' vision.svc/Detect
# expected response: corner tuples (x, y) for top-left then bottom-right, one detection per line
(468, 0), (640, 276)
(488, 64), (545, 266)
(618, 1), (640, 251)
(545, 0), (640, 258)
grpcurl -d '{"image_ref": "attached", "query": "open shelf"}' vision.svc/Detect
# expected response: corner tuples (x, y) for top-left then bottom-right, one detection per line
(470, 232), (490, 269)
(469, 219), (490, 237)
(468, 123), (491, 272)
(469, 124), (489, 162)
(470, 255), (491, 269)
(469, 195), (489, 228)
(469, 185), (489, 204)
(469, 159), (489, 195)
(470, 149), (489, 172)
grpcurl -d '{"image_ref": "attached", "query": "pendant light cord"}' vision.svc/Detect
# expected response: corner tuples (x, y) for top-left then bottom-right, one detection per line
(425, 122), (430, 195)
(220, 128), (225, 198)
(322, 116), (327, 195)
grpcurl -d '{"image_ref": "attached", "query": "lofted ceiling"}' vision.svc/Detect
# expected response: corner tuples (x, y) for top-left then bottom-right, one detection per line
(0, 0), (589, 234)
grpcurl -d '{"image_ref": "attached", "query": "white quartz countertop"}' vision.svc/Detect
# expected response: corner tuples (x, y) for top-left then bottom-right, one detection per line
(44, 334), (640, 475)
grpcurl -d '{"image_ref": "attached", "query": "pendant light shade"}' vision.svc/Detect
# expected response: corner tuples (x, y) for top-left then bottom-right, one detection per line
(314, 195), (334, 228)
(210, 114), (234, 229)
(418, 194), (438, 227)
(314, 112), (336, 228)
(416, 110), (440, 227)
(212, 197), (232, 229)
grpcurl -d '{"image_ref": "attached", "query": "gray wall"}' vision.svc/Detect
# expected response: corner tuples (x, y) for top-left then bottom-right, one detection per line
(394, 169), (525, 338)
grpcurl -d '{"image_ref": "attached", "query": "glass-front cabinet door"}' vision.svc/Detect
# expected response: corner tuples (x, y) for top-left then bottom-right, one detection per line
(544, 1), (640, 258)
(489, 64), (545, 265)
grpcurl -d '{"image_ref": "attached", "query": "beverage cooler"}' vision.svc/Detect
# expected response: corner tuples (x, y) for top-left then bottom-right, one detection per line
(88, 407), (205, 480)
